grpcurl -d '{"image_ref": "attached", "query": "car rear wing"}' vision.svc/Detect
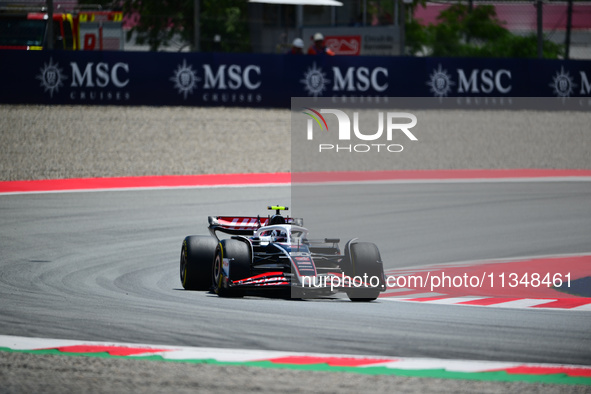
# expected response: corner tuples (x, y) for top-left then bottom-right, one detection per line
(208, 216), (303, 238)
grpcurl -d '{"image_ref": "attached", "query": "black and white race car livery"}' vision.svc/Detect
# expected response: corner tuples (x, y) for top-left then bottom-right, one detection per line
(180, 206), (386, 301)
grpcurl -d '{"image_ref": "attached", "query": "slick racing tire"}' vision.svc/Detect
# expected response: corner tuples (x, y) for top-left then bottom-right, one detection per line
(213, 239), (251, 297)
(180, 235), (218, 290)
(344, 241), (384, 302)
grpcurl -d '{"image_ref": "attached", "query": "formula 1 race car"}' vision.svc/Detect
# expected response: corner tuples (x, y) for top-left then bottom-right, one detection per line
(179, 206), (386, 301)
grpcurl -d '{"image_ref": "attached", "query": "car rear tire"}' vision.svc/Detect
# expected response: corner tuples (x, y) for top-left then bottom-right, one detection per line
(344, 241), (384, 302)
(180, 235), (218, 290)
(213, 239), (251, 297)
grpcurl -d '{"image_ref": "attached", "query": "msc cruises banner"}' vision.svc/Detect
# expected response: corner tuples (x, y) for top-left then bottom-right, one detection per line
(0, 50), (590, 107)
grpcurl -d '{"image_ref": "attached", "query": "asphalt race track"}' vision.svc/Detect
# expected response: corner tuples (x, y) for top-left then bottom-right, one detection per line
(1, 180), (590, 369)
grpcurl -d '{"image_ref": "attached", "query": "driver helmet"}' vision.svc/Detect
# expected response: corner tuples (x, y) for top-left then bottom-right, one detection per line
(269, 215), (286, 225)
(271, 229), (288, 243)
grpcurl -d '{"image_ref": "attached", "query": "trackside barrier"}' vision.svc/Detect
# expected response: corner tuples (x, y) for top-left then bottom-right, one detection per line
(0, 50), (590, 107)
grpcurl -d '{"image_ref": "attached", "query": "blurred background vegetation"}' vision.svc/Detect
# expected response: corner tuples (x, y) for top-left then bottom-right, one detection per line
(79, 0), (564, 58)
(406, 2), (563, 58)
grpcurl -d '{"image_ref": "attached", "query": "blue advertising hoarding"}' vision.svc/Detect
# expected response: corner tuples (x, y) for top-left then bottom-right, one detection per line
(0, 50), (589, 107)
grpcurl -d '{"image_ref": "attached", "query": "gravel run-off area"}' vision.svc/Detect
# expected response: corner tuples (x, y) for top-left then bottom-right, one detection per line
(1, 105), (590, 181)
